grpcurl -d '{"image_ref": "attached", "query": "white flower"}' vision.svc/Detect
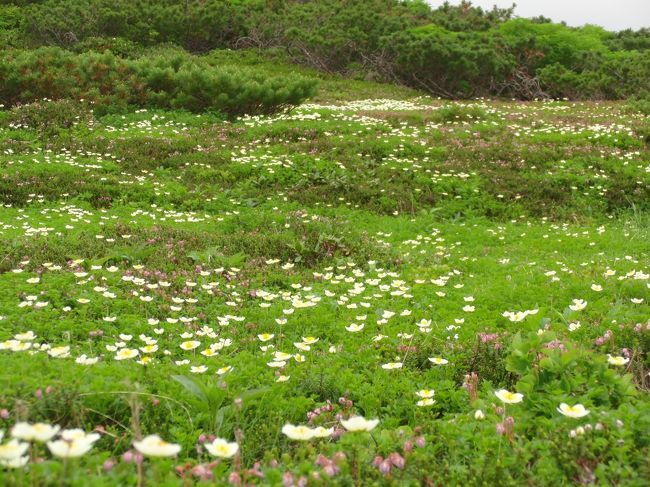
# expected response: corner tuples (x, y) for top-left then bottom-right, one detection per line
(311, 426), (333, 438)
(607, 354), (629, 366)
(216, 366), (233, 375)
(345, 324), (364, 332)
(47, 438), (95, 458)
(474, 410), (485, 420)
(14, 331), (36, 341)
(281, 424), (314, 441)
(557, 403), (590, 418)
(204, 438), (238, 458)
(494, 389), (524, 404)
(60, 429), (100, 443)
(47, 346), (70, 358)
(502, 309), (537, 322)
(428, 357), (448, 365)
(114, 348), (139, 360)
(180, 340), (200, 351)
(568, 321), (581, 332)
(267, 361), (286, 368)
(569, 299), (587, 311)
(0, 455), (29, 468)
(416, 399), (435, 407)
(76, 354), (99, 365)
(133, 435), (181, 457)
(340, 416), (379, 432)
(381, 362), (403, 370)
(415, 390), (435, 398)
(11, 423), (60, 442)
(0, 440), (29, 460)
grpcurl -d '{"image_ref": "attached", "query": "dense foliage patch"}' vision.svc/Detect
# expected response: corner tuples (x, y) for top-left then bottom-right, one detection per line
(0, 1), (649, 486)
(0, 90), (649, 485)
(0, 47), (317, 116)
(3, 0), (650, 100)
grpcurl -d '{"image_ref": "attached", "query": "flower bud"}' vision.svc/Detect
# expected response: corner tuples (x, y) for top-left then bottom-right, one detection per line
(282, 472), (294, 487)
(315, 454), (330, 468)
(474, 409), (485, 420)
(389, 452), (405, 469)
(229, 471), (241, 485)
(122, 450), (134, 464)
(333, 451), (346, 462)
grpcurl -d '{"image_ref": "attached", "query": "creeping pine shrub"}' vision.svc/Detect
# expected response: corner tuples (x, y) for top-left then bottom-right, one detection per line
(623, 95), (650, 116)
(0, 47), (318, 116)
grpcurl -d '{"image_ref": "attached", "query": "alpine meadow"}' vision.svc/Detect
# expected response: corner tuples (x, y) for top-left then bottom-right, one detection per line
(0, 1), (650, 486)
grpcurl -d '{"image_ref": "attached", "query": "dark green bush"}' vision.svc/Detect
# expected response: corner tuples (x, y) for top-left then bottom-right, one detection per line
(0, 47), (318, 116)
(70, 36), (143, 58)
(539, 50), (650, 100)
(6, 0), (650, 101)
(380, 24), (514, 97)
(0, 4), (24, 48)
(266, 0), (427, 73)
(21, 0), (255, 51)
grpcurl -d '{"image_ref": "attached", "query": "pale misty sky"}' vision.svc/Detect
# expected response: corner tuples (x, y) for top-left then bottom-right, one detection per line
(428, 1), (650, 30)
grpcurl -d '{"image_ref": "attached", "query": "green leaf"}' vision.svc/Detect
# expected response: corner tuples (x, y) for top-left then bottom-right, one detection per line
(171, 374), (208, 403)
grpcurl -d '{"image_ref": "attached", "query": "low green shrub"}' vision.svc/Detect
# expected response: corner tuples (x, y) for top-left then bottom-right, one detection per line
(380, 25), (514, 98)
(0, 47), (318, 116)
(622, 95), (650, 116)
(2, 99), (93, 135)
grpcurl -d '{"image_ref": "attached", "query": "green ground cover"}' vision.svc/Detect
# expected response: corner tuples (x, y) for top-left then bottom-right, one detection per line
(0, 89), (649, 485)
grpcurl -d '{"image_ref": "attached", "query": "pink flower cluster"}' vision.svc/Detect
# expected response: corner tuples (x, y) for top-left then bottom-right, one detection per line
(306, 400), (333, 423)
(595, 329), (613, 346)
(315, 452), (345, 477)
